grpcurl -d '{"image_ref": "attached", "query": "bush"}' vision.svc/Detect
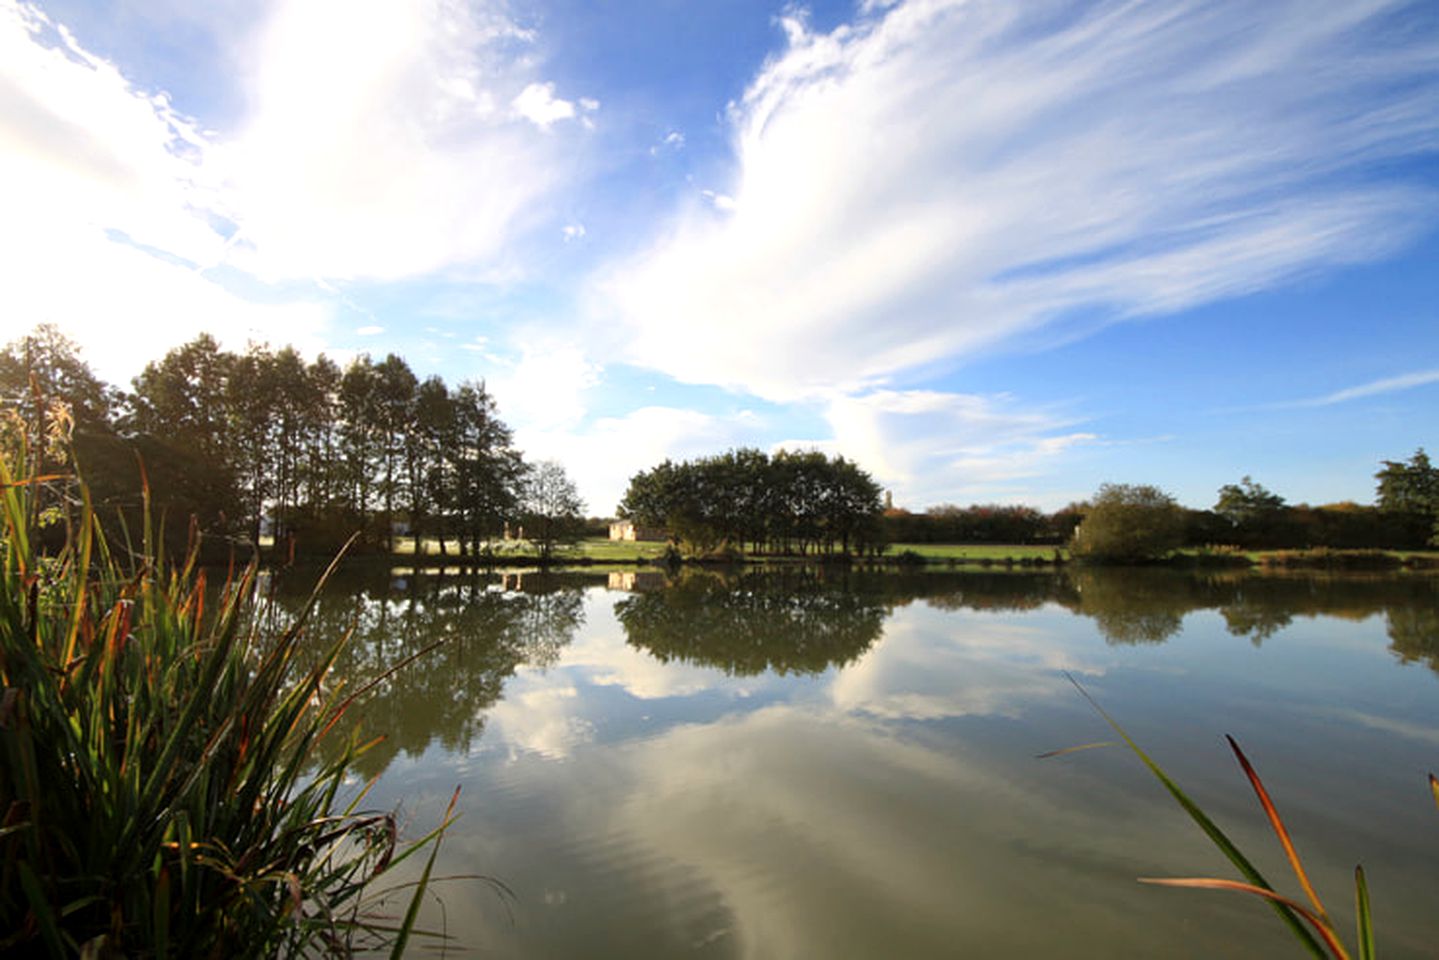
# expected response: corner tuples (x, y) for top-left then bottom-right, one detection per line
(1070, 483), (1185, 563)
(0, 466), (453, 957)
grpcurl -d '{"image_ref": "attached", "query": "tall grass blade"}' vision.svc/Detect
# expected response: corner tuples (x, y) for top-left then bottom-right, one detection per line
(390, 786), (462, 960)
(1139, 877), (1350, 960)
(1062, 673), (1327, 959)
(1225, 734), (1331, 927)
(1353, 865), (1374, 960)
(1429, 773), (1438, 812)
(17, 860), (67, 957)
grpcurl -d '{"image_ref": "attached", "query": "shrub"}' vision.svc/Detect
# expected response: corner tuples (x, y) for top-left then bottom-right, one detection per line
(0, 464), (454, 957)
(1070, 483), (1185, 563)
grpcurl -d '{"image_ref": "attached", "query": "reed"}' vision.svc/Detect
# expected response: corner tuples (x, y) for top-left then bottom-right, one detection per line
(1048, 674), (1439, 960)
(0, 457), (455, 958)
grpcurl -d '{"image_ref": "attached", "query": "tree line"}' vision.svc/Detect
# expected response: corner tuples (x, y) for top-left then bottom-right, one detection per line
(882, 455), (1438, 557)
(1, 325), (583, 558)
(618, 448), (885, 556)
(1069, 456), (1438, 562)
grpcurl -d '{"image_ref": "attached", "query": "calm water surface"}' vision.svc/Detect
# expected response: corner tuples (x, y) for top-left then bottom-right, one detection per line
(274, 566), (1439, 958)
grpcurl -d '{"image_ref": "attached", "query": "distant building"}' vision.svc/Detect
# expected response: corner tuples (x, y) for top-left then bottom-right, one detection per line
(609, 519), (666, 541)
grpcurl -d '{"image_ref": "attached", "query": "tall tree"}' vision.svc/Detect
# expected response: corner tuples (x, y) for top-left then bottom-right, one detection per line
(1214, 475), (1288, 548)
(127, 334), (231, 464)
(1376, 449), (1439, 546)
(618, 448), (884, 557)
(338, 357), (382, 535)
(227, 345), (280, 545)
(301, 355), (343, 516)
(520, 460), (586, 560)
(449, 381), (524, 556)
(373, 354), (418, 550)
(411, 376), (453, 553)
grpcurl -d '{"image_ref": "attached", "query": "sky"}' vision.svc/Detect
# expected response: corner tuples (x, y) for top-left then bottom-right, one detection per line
(2, 0), (1437, 515)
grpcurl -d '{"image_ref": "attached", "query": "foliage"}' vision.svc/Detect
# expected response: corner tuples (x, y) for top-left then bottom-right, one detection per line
(882, 503), (1060, 544)
(293, 568), (586, 779)
(1215, 476), (1286, 522)
(0, 461), (455, 957)
(1069, 483), (1185, 562)
(1375, 448), (1439, 546)
(614, 568), (887, 675)
(519, 460), (587, 560)
(618, 448), (884, 557)
(1214, 476), (1290, 547)
(4, 326), (530, 560)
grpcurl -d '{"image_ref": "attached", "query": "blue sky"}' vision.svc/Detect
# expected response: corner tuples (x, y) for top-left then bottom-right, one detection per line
(2, 0), (1436, 514)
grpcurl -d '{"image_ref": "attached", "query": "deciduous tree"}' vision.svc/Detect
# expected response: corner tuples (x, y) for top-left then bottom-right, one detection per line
(1070, 483), (1184, 562)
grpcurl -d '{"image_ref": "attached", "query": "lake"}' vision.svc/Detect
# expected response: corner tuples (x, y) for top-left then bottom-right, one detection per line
(272, 564), (1439, 958)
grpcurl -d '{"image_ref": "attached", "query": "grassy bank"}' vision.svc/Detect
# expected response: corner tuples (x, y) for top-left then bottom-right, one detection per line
(882, 542), (1067, 563)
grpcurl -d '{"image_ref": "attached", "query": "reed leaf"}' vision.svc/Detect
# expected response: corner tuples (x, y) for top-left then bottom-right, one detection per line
(1061, 673), (1327, 958)
(0, 459), (460, 956)
(1225, 734), (1331, 928)
(1138, 877), (1350, 960)
(1353, 865), (1374, 960)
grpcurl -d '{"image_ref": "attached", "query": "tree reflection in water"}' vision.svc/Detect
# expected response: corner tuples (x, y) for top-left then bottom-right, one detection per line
(259, 564), (1439, 780)
(615, 568), (894, 675)
(270, 567), (593, 779)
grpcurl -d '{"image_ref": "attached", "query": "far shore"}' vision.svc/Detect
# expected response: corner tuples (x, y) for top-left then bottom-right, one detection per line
(256, 537), (1439, 573)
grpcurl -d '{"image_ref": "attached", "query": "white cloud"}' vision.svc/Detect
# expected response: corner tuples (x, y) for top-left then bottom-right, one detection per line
(700, 188), (736, 212)
(829, 607), (1100, 721)
(649, 129), (685, 155)
(0, 3), (227, 266)
(227, 0), (587, 281)
(820, 389), (1096, 508)
(1, 0), (592, 373)
(512, 81), (576, 129)
(486, 340), (603, 435)
(356, 324), (384, 336)
(1284, 367), (1439, 408)
(483, 679), (595, 759)
(562, 223), (586, 242)
(602, 0), (1439, 401)
(0, 213), (332, 386)
(514, 405), (767, 517)
(557, 621), (734, 701)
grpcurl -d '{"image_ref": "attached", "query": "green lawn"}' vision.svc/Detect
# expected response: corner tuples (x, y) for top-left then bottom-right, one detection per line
(884, 543), (1067, 562)
(573, 537), (670, 561)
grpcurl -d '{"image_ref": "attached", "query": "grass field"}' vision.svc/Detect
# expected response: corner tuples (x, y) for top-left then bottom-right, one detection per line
(572, 537), (671, 560)
(884, 543), (1068, 562)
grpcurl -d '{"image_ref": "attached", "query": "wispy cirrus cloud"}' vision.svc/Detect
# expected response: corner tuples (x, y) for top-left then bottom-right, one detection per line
(1270, 367), (1439, 409)
(603, 0), (1439, 402)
